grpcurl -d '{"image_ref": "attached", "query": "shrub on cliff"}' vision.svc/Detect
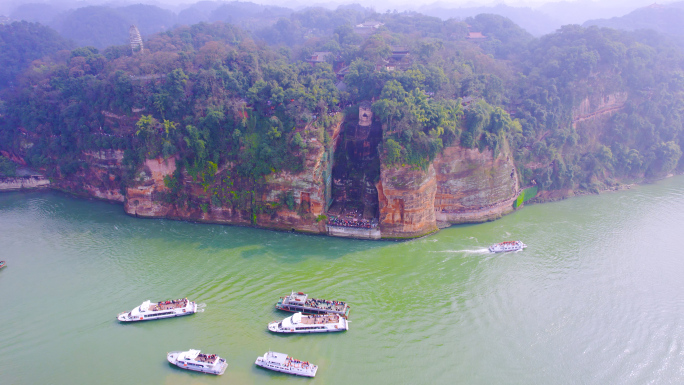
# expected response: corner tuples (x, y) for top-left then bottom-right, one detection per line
(0, 156), (17, 177)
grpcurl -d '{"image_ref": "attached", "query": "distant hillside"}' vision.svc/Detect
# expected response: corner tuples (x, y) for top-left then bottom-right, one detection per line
(0, 21), (73, 89)
(537, 0), (644, 26)
(417, 4), (560, 36)
(177, 1), (292, 27)
(583, 3), (684, 39)
(11, 3), (177, 49)
(9, 1), (295, 49)
(416, 0), (658, 37)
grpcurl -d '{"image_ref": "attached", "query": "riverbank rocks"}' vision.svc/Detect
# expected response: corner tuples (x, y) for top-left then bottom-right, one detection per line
(0, 175), (50, 191)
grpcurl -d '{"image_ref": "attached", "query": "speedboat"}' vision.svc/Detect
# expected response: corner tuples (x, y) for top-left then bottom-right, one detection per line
(489, 241), (527, 253)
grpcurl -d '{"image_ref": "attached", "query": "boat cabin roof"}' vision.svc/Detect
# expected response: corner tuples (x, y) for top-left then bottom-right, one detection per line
(139, 300), (151, 311)
(286, 292), (308, 304)
(181, 349), (201, 360)
(266, 351), (288, 364)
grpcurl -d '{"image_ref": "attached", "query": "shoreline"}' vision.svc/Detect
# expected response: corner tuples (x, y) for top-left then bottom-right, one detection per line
(1, 174), (680, 240)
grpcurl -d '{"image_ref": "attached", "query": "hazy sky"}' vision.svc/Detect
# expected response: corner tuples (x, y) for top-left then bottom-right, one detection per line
(232, 0), (664, 10)
(2, 0), (667, 10)
(0, 0), (667, 19)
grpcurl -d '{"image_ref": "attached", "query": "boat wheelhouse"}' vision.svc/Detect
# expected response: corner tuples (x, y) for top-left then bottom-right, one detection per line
(167, 349), (227, 375)
(489, 241), (527, 253)
(255, 351), (317, 377)
(268, 312), (348, 334)
(117, 298), (196, 322)
(276, 292), (350, 318)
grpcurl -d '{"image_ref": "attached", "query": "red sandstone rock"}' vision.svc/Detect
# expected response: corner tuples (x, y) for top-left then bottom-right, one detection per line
(433, 143), (518, 225)
(377, 140), (519, 238)
(377, 163), (439, 238)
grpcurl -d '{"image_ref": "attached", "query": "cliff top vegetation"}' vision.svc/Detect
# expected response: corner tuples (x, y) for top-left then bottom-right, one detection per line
(0, 8), (683, 195)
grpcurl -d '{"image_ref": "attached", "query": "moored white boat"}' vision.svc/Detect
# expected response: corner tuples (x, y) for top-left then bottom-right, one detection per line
(167, 349), (227, 375)
(117, 298), (196, 322)
(268, 312), (348, 333)
(255, 351), (317, 377)
(489, 240), (527, 253)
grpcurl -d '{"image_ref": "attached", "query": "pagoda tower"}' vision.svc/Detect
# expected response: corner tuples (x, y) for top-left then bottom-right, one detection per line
(129, 25), (143, 53)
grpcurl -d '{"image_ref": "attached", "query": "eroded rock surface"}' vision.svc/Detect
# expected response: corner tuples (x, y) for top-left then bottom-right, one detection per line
(122, 118), (343, 234)
(53, 150), (125, 202)
(434, 144), (519, 225)
(377, 141), (519, 238)
(377, 164), (438, 238)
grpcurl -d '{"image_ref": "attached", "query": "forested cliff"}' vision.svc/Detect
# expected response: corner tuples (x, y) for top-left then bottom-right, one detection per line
(1, 9), (683, 238)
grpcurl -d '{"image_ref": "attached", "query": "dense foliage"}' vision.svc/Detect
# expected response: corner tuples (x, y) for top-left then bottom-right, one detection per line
(1, 7), (684, 195)
(0, 23), (340, 186)
(512, 26), (684, 189)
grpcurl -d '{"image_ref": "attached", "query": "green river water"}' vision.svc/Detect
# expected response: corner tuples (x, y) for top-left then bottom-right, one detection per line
(2, 177), (684, 384)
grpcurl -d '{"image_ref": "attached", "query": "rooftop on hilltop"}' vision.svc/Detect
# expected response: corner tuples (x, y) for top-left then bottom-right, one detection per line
(467, 32), (487, 39)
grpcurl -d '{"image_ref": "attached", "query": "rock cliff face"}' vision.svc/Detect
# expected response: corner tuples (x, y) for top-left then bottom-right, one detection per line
(123, 117), (343, 233)
(124, 157), (178, 217)
(572, 92), (628, 126)
(377, 141), (519, 239)
(10, 110), (524, 239)
(433, 144), (519, 225)
(377, 164), (439, 238)
(53, 150), (125, 202)
(256, 140), (331, 233)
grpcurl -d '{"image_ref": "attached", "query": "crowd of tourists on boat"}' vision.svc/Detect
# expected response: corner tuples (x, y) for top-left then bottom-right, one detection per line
(286, 356), (313, 369)
(196, 353), (218, 363)
(152, 298), (189, 311)
(306, 298), (347, 312)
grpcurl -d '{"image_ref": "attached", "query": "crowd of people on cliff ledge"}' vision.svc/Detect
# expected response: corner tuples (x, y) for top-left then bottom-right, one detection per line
(327, 216), (378, 229)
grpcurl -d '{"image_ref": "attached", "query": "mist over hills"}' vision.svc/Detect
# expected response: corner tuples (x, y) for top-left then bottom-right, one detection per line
(7, 1), (296, 48)
(0, 0), (663, 47)
(584, 2), (684, 43)
(415, 4), (559, 36)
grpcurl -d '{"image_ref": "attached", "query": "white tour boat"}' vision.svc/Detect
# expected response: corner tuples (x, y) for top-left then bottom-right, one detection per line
(117, 298), (196, 322)
(167, 349), (227, 375)
(268, 312), (348, 333)
(489, 240), (527, 253)
(255, 351), (317, 377)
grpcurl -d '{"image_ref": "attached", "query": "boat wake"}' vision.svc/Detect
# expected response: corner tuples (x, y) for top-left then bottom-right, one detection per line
(431, 248), (490, 255)
(197, 303), (207, 312)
